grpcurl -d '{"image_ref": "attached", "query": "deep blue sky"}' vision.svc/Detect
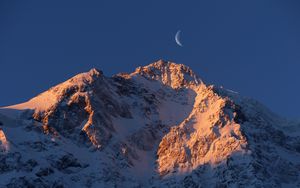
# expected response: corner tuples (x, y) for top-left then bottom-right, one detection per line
(1, 1), (300, 118)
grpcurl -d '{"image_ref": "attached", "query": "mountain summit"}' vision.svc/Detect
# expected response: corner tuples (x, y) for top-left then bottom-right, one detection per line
(132, 60), (202, 89)
(0, 60), (299, 187)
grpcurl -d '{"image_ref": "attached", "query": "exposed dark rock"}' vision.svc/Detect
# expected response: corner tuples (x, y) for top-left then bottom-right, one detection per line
(50, 154), (88, 174)
(22, 159), (38, 172)
(36, 167), (54, 177)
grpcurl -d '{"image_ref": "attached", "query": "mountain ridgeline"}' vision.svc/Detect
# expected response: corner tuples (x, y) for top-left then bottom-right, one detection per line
(0, 60), (300, 187)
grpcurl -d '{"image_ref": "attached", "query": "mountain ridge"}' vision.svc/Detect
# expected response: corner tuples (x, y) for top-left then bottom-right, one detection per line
(0, 60), (299, 187)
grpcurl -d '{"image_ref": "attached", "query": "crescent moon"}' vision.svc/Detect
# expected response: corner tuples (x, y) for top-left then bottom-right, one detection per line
(175, 30), (183, 47)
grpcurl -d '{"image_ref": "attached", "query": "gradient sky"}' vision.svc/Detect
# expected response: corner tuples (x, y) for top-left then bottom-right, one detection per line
(1, 0), (300, 118)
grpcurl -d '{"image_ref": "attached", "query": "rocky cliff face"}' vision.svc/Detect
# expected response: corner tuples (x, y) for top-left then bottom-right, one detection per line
(0, 60), (300, 187)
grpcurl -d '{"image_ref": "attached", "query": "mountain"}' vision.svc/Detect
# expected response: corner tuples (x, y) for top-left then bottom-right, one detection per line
(0, 60), (299, 188)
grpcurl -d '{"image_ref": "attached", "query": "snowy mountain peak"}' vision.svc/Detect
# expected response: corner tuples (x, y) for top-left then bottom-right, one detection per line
(0, 60), (300, 187)
(87, 68), (103, 77)
(4, 68), (104, 112)
(132, 59), (203, 89)
(69, 67), (103, 85)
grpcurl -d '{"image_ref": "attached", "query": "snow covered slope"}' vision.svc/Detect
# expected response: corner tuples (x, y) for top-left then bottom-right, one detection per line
(0, 60), (299, 187)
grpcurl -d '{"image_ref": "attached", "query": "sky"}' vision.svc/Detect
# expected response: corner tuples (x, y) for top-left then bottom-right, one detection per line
(1, 0), (300, 118)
